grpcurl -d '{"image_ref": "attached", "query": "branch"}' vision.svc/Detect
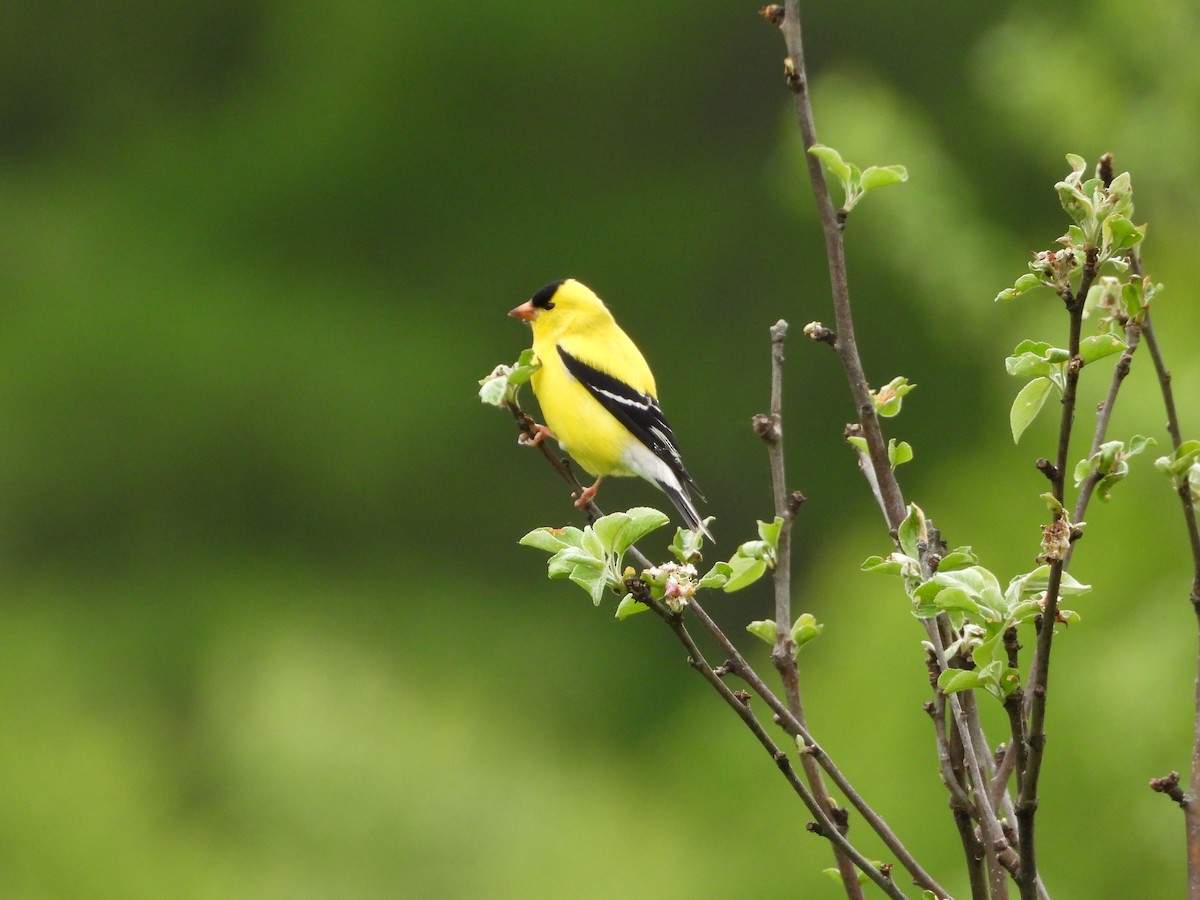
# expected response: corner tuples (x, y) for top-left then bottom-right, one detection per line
(1068, 317), (1144, 538)
(1017, 248), (1098, 898)
(507, 398), (947, 896)
(626, 580), (908, 900)
(752, 320), (869, 894)
(775, 0), (906, 531)
(1142, 311), (1200, 897)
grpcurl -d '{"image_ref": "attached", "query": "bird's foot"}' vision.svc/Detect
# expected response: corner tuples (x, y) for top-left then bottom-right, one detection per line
(519, 420), (555, 447)
(573, 480), (600, 509)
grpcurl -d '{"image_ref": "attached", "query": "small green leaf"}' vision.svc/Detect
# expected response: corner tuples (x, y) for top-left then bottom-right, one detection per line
(888, 439), (913, 469)
(937, 547), (979, 571)
(790, 613), (824, 649)
(930, 586), (981, 615)
(873, 376), (916, 417)
(723, 554), (768, 592)
(519, 528), (573, 553)
(615, 594), (650, 620)
(995, 272), (1043, 302)
(846, 435), (868, 453)
(747, 619), (778, 645)
(757, 517), (784, 553)
(594, 507), (669, 555)
(808, 144), (851, 184)
(699, 561), (732, 589)
(860, 164), (909, 192)
(1079, 333), (1125, 365)
(938, 668), (987, 694)
(897, 503), (928, 561)
(569, 564), (610, 606)
(477, 375), (508, 407)
(861, 554), (905, 575)
(547, 547), (603, 579)
(1103, 215), (1143, 253)
(1010, 377), (1054, 443)
(1065, 153), (1087, 176)
(671, 525), (706, 564)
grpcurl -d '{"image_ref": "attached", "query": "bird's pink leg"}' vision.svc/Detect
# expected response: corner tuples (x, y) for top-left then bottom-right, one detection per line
(574, 478), (601, 509)
(519, 421), (556, 447)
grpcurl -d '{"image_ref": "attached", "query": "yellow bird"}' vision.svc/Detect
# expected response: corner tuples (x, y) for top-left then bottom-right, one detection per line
(509, 278), (710, 539)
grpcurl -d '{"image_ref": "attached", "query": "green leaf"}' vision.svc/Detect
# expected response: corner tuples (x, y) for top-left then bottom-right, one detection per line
(593, 507), (669, 555)
(938, 668), (988, 695)
(888, 439), (913, 469)
(897, 503), (928, 561)
(615, 594), (650, 620)
(995, 272), (1043, 302)
(699, 561), (732, 589)
(790, 613), (824, 649)
(873, 376), (916, 417)
(569, 564), (610, 606)
(671, 525), (706, 564)
(937, 547), (979, 571)
(547, 547), (603, 579)
(861, 554), (905, 575)
(518, 528), (573, 553)
(477, 374), (508, 407)
(929, 586), (981, 615)
(846, 435), (868, 453)
(860, 164), (909, 191)
(723, 554), (768, 592)
(1010, 377), (1054, 443)
(757, 517), (784, 553)
(1079, 333), (1125, 365)
(808, 144), (851, 184)
(1056, 178), (1094, 228)
(747, 619), (778, 645)
(509, 348), (541, 384)
(1103, 215), (1143, 253)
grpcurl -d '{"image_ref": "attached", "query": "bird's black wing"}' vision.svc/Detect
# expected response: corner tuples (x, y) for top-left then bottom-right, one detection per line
(556, 345), (703, 497)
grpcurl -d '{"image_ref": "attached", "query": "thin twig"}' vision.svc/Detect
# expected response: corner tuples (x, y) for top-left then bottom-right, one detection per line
(776, 0), (905, 531)
(1141, 312), (1200, 897)
(1017, 250), (1097, 898)
(1067, 317), (1144, 561)
(508, 399), (946, 896)
(754, 320), (867, 895)
(626, 581), (908, 900)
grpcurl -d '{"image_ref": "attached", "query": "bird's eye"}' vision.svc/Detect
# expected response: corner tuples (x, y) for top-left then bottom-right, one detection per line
(530, 279), (564, 310)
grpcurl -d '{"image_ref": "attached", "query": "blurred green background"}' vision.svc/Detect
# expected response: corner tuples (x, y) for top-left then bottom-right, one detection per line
(2, 0), (1197, 896)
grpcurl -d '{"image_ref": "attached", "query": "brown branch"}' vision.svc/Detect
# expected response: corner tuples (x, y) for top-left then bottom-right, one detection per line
(1066, 317), (1144, 563)
(753, 319), (868, 894)
(1142, 311), (1200, 898)
(507, 397), (948, 897)
(776, 0), (906, 531)
(1017, 247), (1097, 898)
(626, 580), (908, 900)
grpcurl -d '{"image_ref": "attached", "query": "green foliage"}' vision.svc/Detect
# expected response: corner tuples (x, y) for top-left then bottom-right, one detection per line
(846, 435), (914, 471)
(1155, 441), (1200, 508)
(872, 376), (916, 418)
(521, 511), (785, 613)
(479, 348), (540, 408)
(808, 144), (908, 215)
(1073, 435), (1155, 502)
(747, 613), (824, 656)
(863, 505), (1090, 702)
(520, 507), (670, 607)
(1003, 332), (1125, 443)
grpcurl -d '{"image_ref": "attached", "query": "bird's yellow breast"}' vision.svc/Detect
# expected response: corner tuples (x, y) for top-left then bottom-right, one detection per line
(531, 354), (636, 478)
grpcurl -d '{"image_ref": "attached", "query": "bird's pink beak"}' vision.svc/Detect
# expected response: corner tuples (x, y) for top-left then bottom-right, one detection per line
(508, 300), (537, 321)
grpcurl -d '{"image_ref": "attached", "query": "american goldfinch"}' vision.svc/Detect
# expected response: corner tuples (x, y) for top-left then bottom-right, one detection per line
(509, 278), (710, 539)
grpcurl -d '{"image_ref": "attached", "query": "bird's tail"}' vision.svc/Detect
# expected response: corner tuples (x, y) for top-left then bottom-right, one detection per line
(658, 478), (714, 542)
